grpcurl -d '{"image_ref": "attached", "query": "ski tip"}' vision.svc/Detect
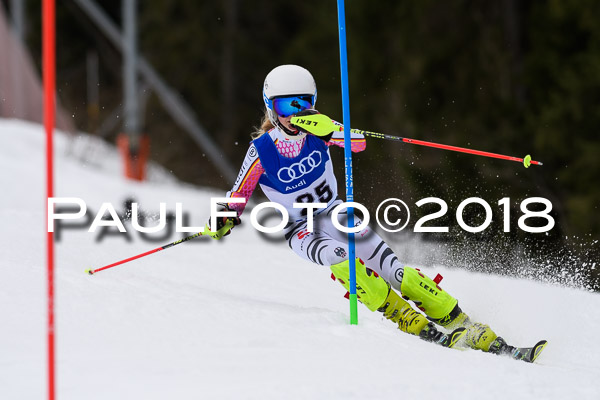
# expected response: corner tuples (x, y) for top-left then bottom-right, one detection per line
(528, 340), (548, 363)
(85, 269), (94, 275)
(447, 327), (467, 349)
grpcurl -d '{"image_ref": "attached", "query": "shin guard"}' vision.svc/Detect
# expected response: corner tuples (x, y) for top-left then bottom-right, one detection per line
(330, 260), (428, 335)
(330, 259), (389, 312)
(399, 267), (458, 322)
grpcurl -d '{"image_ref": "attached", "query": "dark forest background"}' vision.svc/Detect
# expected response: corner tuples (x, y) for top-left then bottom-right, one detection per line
(5, 0), (599, 288)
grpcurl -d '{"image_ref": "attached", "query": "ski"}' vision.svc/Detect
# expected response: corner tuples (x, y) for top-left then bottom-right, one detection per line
(432, 329), (548, 363)
(419, 324), (467, 348)
(503, 340), (548, 363)
(442, 327), (468, 348)
(487, 336), (548, 363)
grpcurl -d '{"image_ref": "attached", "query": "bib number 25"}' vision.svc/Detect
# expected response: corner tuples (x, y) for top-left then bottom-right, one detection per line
(295, 181), (333, 215)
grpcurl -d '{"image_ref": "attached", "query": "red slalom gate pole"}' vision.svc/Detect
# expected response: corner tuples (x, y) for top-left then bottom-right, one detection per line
(43, 1), (56, 399)
(351, 128), (543, 167)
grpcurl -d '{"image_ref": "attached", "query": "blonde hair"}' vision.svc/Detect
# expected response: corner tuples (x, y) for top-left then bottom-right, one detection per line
(251, 111), (274, 139)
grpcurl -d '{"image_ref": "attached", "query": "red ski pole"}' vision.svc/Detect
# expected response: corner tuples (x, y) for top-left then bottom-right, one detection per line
(351, 128), (543, 168)
(85, 227), (216, 275)
(290, 115), (543, 168)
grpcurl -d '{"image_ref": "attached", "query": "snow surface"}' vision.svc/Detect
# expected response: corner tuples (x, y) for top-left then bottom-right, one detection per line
(1, 118), (599, 399)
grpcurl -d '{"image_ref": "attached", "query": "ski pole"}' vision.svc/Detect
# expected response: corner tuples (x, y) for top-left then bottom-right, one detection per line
(350, 128), (542, 168)
(85, 222), (230, 275)
(290, 114), (542, 168)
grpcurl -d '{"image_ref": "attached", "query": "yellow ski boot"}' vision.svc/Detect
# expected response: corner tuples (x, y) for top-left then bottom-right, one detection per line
(464, 323), (500, 352)
(330, 259), (466, 347)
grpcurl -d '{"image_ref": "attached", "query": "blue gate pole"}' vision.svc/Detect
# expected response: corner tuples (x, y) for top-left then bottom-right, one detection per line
(336, 0), (358, 325)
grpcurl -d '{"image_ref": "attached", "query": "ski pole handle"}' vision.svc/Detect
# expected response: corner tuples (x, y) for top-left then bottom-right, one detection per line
(85, 230), (207, 275)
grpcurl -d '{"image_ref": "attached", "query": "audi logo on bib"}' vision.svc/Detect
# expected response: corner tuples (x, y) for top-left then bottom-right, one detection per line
(277, 150), (323, 183)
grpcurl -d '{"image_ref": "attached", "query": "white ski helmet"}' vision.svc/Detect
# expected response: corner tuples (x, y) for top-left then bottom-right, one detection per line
(263, 65), (317, 140)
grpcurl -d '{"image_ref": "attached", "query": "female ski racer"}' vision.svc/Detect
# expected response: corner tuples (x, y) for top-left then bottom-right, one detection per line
(206, 64), (522, 355)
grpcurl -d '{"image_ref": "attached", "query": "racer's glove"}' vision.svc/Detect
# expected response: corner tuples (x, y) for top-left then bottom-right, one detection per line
(290, 109), (335, 142)
(205, 203), (241, 240)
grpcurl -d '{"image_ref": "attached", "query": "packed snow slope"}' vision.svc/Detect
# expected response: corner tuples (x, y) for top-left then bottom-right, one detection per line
(1, 118), (599, 400)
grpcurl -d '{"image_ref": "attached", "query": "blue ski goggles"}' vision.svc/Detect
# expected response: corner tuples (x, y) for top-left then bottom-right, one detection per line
(270, 95), (314, 117)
